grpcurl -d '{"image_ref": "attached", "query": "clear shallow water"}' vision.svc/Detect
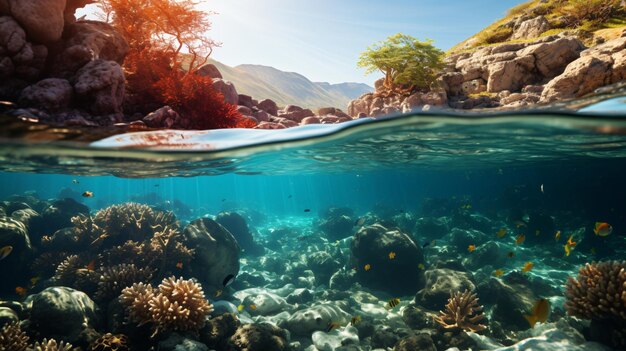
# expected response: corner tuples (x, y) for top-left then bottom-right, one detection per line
(0, 95), (625, 351)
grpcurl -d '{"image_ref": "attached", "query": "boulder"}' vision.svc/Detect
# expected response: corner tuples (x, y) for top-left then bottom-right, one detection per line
(215, 211), (262, 255)
(0, 216), (31, 291)
(143, 105), (188, 129)
(227, 323), (289, 351)
(30, 198), (89, 239)
(306, 251), (341, 285)
(254, 121), (285, 130)
(511, 16), (550, 40)
(212, 78), (238, 105)
(257, 99), (278, 116)
(200, 313), (240, 349)
(238, 94), (254, 108)
(312, 326), (359, 351)
(282, 303), (351, 336)
(516, 36), (584, 78)
(183, 218), (240, 290)
(318, 212), (354, 241)
(350, 224), (425, 295)
(10, 208), (40, 230)
(27, 287), (100, 344)
(542, 37), (626, 102)
(51, 20), (129, 78)
(301, 116), (321, 125)
(18, 78), (73, 112)
(415, 268), (475, 310)
(197, 63), (223, 79)
(0, 16), (47, 83)
(73, 59), (125, 115)
(0, 0), (66, 44)
(279, 108), (314, 122)
(159, 333), (209, 351)
(394, 333), (436, 351)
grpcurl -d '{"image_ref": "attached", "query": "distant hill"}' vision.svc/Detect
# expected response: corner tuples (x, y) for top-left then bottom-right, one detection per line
(209, 60), (373, 109)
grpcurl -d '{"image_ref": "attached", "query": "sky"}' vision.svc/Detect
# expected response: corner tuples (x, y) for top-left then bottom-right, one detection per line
(80, 0), (526, 86)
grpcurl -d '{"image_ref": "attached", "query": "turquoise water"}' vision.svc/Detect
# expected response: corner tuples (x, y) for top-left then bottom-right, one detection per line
(0, 95), (626, 350)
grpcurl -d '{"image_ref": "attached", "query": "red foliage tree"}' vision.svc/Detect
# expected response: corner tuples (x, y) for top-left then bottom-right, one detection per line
(98, 0), (249, 129)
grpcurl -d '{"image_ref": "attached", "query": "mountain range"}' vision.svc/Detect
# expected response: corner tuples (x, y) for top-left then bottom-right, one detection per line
(209, 60), (373, 109)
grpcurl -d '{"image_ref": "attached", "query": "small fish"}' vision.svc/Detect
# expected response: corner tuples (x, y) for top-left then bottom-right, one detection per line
(304, 209), (311, 212)
(384, 298), (400, 310)
(418, 263), (425, 270)
(0, 245), (13, 260)
(355, 217), (366, 226)
(215, 289), (223, 298)
(85, 260), (96, 271)
(249, 304), (257, 310)
(594, 222), (613, 237)
(222, 274), (235, 287)
(540, 184), (544, 193)
(364, 264), (371, 271)
(72, 179), (79, 184)
(422, 241), (431, 248)
(326, 321), (341, 332)
(591, 247), (597, 255)
(288, 195), (292, 198)
(30, 276), (40, 286)
(176, 262), (183, 269)
(522, 261), (534, 273)
(15, 286), (27, 297)
(388, 252), (396, 259)
(221, 198), (226, 202)
(82, 191), (94, 198)
(514, 220), (527, 228)
(535, 230), (540, 236)
(468, 244), (476, 253)
(524, 298), (550, 327)
(461, 204), (472, 210)
(493, 269), (505, 277)
(237, 304), (244, 312)
(507, 251), (515, 258)
(554, 231), (561, 241)
(350, 315), (361, 326)
(90, 233), (108, 246)
(297, 235), (310, 241)
(564, 234), (577, 257)
(496, 228), (507, 238)
(154, 184), (160, 187)
(515, 234), (526, 245)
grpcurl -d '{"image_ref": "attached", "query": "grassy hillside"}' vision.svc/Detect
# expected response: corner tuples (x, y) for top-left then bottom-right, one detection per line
(449, 0), (626, 54)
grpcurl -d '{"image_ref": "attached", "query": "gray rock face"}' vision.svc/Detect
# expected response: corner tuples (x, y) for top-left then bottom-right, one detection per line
(415, 268), (475, 310)
(541, 37), (626, 102)
(27, 287), (100, 343)
(74, 59), (125, 115)
(212, 78), (238, 105)
(350, 223), (425, 296)
(19, 78), (73, 111)
(511, 16), (550, 40)
(0, 0), (66, 44)
(183, 218), (240, 290)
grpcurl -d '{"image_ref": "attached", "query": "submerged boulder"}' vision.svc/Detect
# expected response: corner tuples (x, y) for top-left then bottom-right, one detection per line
(281, 303), (351, 336)
(415, 268), (475, 310)
(30, 198), (89, 239)
(215, 211), (263, 255)
(183, 218), (240, 290)
(227, 323), (290, 351)
(350, 223), (425, 296)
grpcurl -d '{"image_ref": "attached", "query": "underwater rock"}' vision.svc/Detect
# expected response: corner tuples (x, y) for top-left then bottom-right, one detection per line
(312, 326), (359, 351)
(393, 333), (436, 351)
(0, 307), (18, 327)
(10, 208), (39, 230)
(402, 305), (435, 330)
(286, 288), (313, 305)
(200, 313), (240, 349)
(350, 223), (425, 296)
(216, 211), (263, 255)
(329, 268), (356, 291)
(26, 286), (100, 344)
(462, 241), (508, 270)
(306, 251), (341, 285)
(0, 216), (32, 292)
(414, 217), (450, 241)
(282, 303), (351, 336)
(318, 212), (354, 241)
(31, 197), (88, 239)
(241, 290), (291, 316)
(480, 272), (540, 331)
(432, 330), (478, 351)
(227, 323), (290, 351)
(211, 300), (240, 316)
(159, 333), (209, 351)
(183, 218), (240, 290)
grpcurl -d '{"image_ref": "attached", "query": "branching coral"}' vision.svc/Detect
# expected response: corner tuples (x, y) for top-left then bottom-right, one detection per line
(565, 261), (626, 348)
(140, 226), (194, 274)
(89, 333), (129, 351)
(28, 338), (75, 351)
(433, 289), (487, 333)
(102, 241), (141, 266)
(31, 252), (69, 277)
(120, 277), (213, 337)
(54, 255), (83, 286)
(0, 322), (29, 351)
(95, 264), (153, 301)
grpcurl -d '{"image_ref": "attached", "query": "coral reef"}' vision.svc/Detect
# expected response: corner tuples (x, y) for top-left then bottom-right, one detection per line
(433, 289), (487, 333)
(89, 333), (129, 351)
(120, 277), (213, 337)
(565, 260), (626, 348)
(0, 322), (30, 351)
(28, 339), (75, 351)
(94, 264), (153, 301)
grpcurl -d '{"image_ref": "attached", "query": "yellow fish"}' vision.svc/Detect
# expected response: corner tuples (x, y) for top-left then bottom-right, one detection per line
(524, 298), (550, 327)
(564, 235), (577, 257)
(522, 261), (534, 273)
(384, 298), (400, 310)
(388, 252), (396, 259)
(418, 263), (425, 270)
(215, 289), (223, 298)
(30, 276), (40, 286)
(326, 321), (341, 332)
(364, 264), (371, 271)
(237, 304), (244, 312)
(0, 245), (13, 261)
(249, 304), (257, 310)
(535, 230), (540, 236)
(468, 244), (476, 253)
(350, 315), (361, 326)
(515, 234), (525, 245)
(496, 228), (507, 238)
(554, 231), (561, 241)
(82, 191), (94, 198)
(593, 222), (613, 237)
(493, 269), (505, 277)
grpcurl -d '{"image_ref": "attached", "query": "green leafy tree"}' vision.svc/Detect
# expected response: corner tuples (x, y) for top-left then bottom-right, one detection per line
(358, 33), (444, 92)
